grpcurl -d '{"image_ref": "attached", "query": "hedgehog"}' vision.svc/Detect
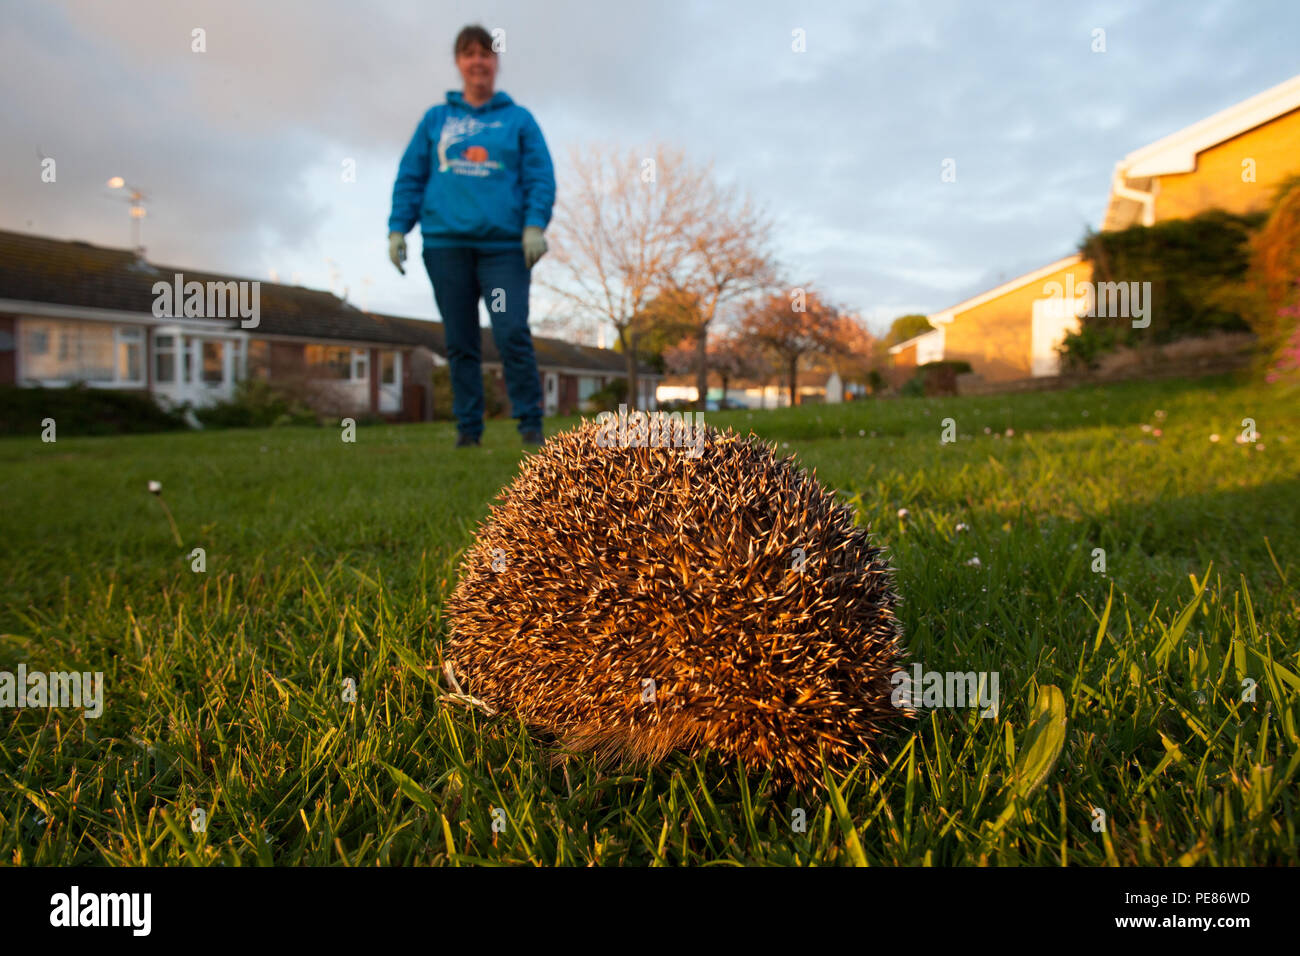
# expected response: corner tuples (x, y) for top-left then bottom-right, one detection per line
(444, 416), (911, 791)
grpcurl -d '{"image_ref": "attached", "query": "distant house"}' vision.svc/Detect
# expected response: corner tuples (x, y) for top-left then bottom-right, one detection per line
(897, 254), (1094, 382)
(886, 326), (947, 385)
(657, 369), (847, 408)
(903, 73), (1300, 385)
(0, 230), (656, 421)
(381, 312), (656, 417)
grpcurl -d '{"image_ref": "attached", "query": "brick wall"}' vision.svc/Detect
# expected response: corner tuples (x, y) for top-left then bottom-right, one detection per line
(1156, 107), (1300, 221)
(0, 314), (15, 385)
(943, 259), (1095, 382)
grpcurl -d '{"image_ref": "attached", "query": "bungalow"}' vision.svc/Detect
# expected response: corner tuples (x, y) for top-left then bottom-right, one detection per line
(894, 254), (1095, 381)
(378, 312), (657, 416)
(0, 229), (657, 421)
(657, 369), (849, 408)
(887, 324), (947, 386)
(903, 73), (1300, 385)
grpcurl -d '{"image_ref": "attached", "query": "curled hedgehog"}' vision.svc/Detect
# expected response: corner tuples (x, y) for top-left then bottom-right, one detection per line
(444, 417), (911, 791)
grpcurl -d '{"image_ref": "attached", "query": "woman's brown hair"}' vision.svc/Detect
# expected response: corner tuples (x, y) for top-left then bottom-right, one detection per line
(454, 25), (495, 57)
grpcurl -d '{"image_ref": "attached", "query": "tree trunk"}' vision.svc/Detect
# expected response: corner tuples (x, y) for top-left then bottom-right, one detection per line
(694, 329), (709, 411)
(719, 373), (729, 409)
(624, 328), (640, 409)
(787, 355), (798, 407)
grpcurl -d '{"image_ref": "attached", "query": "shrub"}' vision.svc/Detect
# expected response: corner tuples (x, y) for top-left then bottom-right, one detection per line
(899, 374), (925, 398)
(0, 384), (188, 437)
(904, 360), (972, 397)
(587, 378), (628, 412)
(1059, 322), (1124, 372)
(1069, 210), (1264, 365)
(1244, 176), (1300, 383)
(1267, 301), (1300, 385)
(482, 371), (506, 418)
(194, 379), (317, 429)
(431, 367), (453, 420)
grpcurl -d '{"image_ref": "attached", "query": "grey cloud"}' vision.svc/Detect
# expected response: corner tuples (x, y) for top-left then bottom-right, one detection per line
(2, 0), (1295, 332)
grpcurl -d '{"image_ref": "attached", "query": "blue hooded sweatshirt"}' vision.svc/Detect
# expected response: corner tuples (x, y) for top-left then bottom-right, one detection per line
(388, 90), (556, 250)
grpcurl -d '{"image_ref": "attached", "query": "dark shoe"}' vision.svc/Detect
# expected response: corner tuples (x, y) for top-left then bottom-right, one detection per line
(456, 433), (481, 448)
(520, 428), (544, 446)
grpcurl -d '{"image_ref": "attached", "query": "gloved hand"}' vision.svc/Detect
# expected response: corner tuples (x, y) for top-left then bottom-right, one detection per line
(388, 231), (407, 275)
(522, 226), (547, 269)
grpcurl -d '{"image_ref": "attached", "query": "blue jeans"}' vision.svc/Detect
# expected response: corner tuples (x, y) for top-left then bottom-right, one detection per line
(422, 245), (543, 438)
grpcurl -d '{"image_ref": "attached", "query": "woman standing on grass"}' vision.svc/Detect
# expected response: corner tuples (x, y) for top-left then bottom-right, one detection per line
(387, 24), (555, 447)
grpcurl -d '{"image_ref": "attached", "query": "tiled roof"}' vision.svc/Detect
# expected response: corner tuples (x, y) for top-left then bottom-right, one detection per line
(0, 229), (413, 346)
(660, 371), (833, 389)
(362, 315), (655, 375)
(0, 230), (655, 376)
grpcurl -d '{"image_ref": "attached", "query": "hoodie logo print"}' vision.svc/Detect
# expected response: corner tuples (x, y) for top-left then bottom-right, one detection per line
(437, 114), (505, 175)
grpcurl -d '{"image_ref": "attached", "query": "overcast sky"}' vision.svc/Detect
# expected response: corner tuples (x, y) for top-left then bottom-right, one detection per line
(3, 0), (1297, 338)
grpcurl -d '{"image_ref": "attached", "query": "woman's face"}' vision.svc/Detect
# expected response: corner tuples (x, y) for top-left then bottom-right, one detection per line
(456, 43), (497, 93)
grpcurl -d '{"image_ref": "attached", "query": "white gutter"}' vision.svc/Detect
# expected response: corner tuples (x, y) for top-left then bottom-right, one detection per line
(0, 298), (229, 329)
(1108, 163), (1156, 227)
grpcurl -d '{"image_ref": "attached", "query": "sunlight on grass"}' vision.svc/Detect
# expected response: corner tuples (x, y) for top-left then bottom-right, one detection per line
(1, 375), (1296, 865)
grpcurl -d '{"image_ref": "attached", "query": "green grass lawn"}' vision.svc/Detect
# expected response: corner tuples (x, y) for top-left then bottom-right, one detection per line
(2, 374), (1297, 865)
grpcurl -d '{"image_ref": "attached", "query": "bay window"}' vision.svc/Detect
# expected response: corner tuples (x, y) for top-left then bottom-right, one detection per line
(20, 318), (145, 386)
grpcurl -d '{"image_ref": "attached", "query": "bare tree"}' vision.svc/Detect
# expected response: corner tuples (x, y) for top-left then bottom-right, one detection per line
(664, 176), (778, 408)
(665, 323), (772, 407)
(820, 311), (879, 392)
(541, 144), (703, 407)
(531, 310), (600, 346)
(742, 286), (842, 406)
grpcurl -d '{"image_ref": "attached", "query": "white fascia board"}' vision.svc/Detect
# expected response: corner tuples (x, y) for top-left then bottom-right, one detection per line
(887, 327), (942, 355)
(1119, 74), (1300, 179)
(927, 254), (1085, 323)
(0, 298), (233, 330)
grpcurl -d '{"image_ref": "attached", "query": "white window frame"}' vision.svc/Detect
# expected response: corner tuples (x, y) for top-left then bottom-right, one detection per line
(351, 348), (369, 382)
(114, 326), (145, 386)
(154, 332), (178, 384)
(379, 349), (401, 386)
(18, 317), (147, 388)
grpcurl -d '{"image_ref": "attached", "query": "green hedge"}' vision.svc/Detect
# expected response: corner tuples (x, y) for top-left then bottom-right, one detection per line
(193, 379), (318, 429)
(1065, 210), (1264, 366)
(587, 377), (627, 412)
(0, 384), (189, 437)
(903, 360), (972, 397)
